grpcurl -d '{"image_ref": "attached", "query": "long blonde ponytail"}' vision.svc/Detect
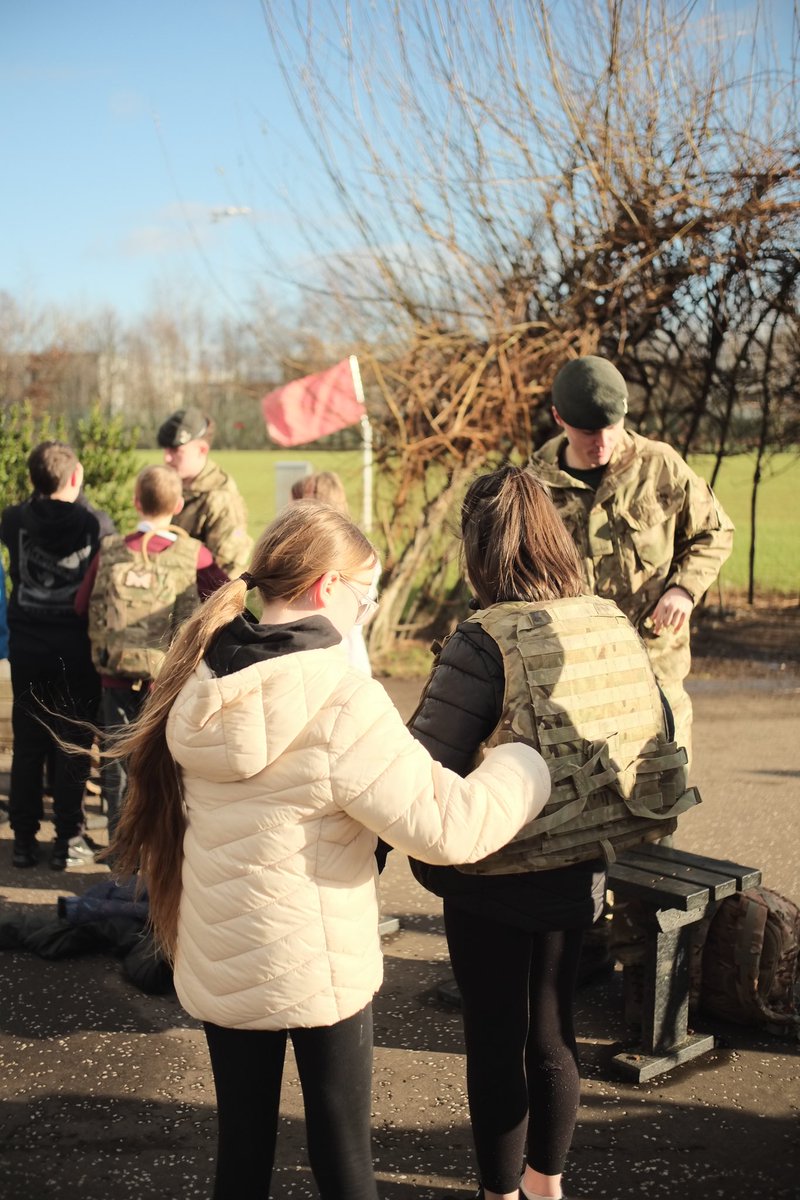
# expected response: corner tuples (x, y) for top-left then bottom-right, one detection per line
(110, 576), (251, 958)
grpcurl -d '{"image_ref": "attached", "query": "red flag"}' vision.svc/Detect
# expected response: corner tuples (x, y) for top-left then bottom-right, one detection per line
(261, 357), (365, 447)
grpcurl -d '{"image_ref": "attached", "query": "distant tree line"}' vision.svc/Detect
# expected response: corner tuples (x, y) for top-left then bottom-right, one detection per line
(0, 291), (363, 453)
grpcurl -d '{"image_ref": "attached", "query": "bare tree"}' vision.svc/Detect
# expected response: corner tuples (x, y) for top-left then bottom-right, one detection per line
(259, 0), (799, 656)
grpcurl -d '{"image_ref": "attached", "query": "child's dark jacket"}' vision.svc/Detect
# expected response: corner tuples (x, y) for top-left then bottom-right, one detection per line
(0, 494), (110, 664)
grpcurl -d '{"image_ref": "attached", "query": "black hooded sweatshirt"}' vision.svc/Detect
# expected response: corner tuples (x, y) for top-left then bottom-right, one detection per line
(0, 494), (110, 664)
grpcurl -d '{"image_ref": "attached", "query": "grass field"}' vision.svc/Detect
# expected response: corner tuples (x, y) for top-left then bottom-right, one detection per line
(690, 453), (799, 596)
(138, 448), (800, 597)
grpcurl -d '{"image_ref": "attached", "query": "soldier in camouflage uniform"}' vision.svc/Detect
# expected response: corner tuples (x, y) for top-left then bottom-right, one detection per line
(157, 408), (253, 577)
(528, 356), (734, 760)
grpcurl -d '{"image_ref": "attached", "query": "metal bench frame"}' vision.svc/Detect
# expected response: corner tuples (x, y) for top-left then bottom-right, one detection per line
(608, 843), (761, 1082)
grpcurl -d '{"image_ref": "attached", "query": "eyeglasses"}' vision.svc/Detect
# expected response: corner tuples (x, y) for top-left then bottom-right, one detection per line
(340, 576), (379, 625)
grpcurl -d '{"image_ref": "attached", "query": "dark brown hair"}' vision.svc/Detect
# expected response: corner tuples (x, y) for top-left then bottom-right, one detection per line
(28, 441), (78, 495)
(461, 465), (584, 607)
(109, 500), (377, 958)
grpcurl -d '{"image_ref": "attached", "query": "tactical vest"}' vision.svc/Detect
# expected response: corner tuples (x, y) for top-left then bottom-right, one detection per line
(88, 528), (201, 681)
(458, 597), (699, 874)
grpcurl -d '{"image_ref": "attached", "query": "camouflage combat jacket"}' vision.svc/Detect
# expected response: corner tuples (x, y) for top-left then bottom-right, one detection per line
(459, 598), (698, 873)
(173, 457), (252, 576)
(528, 429), (733, 684)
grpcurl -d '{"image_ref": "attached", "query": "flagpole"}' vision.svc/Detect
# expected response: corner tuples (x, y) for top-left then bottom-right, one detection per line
(349, 355), (372, 532)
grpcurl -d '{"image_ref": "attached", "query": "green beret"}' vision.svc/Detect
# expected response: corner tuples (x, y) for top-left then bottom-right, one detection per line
(157, 408), (210, 449)
(551, 356), (628, 430)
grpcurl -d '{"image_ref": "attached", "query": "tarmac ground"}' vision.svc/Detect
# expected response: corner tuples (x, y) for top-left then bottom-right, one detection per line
(0, 668), (798, 1200)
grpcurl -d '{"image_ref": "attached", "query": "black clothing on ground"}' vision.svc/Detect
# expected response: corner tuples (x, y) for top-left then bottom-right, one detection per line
(203, 1005), (378, 1200)
(408, 621), (605, 932)
(0, 878), (173, 995)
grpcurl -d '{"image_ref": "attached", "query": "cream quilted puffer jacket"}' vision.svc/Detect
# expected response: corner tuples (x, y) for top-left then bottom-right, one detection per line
(166, 644), (551, 1030)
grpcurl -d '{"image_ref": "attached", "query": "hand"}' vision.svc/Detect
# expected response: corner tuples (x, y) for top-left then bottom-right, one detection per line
(650, 587), (693, 635)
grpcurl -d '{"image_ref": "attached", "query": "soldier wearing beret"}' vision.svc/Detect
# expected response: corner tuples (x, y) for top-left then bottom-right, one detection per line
(528, 355), (734, 759)
(157, 408), (253, 578)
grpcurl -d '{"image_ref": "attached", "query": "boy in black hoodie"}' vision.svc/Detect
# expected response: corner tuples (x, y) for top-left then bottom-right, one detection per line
(1, 441), (112, 870)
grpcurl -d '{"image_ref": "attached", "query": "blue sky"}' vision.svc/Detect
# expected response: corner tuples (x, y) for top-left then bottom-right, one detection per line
(1, 1), (795, 327)
(0, 1), (311, 321)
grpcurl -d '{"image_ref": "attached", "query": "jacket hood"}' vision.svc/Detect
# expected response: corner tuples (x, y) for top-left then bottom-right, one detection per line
(206, 611), (341, 676)
(22, 496), (101, 558)
(167, 617), (349, 783)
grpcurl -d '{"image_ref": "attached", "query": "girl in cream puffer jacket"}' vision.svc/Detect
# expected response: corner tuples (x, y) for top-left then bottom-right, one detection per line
(107, 500), (551, 1200)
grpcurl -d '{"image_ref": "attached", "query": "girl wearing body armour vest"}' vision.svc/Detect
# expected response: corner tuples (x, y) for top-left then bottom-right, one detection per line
(408, 466), (693, 1200)
(103, 500), (552, 1200)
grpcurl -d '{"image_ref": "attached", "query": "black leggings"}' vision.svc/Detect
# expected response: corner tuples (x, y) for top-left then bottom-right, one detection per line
(203, 1004), (378, 1200)
(444, 903), (584, 1194)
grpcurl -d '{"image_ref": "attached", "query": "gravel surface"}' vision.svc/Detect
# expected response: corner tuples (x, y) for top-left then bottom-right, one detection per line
(1, 668), (798, 1200)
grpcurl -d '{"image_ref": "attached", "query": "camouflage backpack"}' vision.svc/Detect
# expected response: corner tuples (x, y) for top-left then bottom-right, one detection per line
(699, 887), (800, 1038)
(88, 527), (200, 681)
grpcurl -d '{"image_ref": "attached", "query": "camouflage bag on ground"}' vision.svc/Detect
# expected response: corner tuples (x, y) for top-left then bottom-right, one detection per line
(699, 886), (800, 1039)
(89, 528), (200, 681)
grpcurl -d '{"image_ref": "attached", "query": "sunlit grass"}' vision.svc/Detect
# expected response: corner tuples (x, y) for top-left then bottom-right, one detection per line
(136, 449), (800, 597)
(690, 453), (800, 596)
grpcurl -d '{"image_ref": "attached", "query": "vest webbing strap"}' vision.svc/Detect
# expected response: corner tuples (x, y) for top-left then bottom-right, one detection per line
(546, 677), (654, 707)
(517, 653), (652, 686)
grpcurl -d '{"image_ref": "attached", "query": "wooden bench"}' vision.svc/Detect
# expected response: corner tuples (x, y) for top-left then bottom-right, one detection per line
(607, 843), (761, 1082)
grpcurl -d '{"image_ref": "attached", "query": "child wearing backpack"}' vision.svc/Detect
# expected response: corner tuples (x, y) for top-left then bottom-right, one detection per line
(75, 464), (227, 844)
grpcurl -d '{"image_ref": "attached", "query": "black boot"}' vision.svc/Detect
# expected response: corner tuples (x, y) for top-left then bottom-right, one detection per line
(12, 837), (39, 868)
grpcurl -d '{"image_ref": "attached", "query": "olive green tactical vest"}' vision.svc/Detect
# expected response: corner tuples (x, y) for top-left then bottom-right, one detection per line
(88, 528), (201, 681)
(459, 597), (699, 874)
